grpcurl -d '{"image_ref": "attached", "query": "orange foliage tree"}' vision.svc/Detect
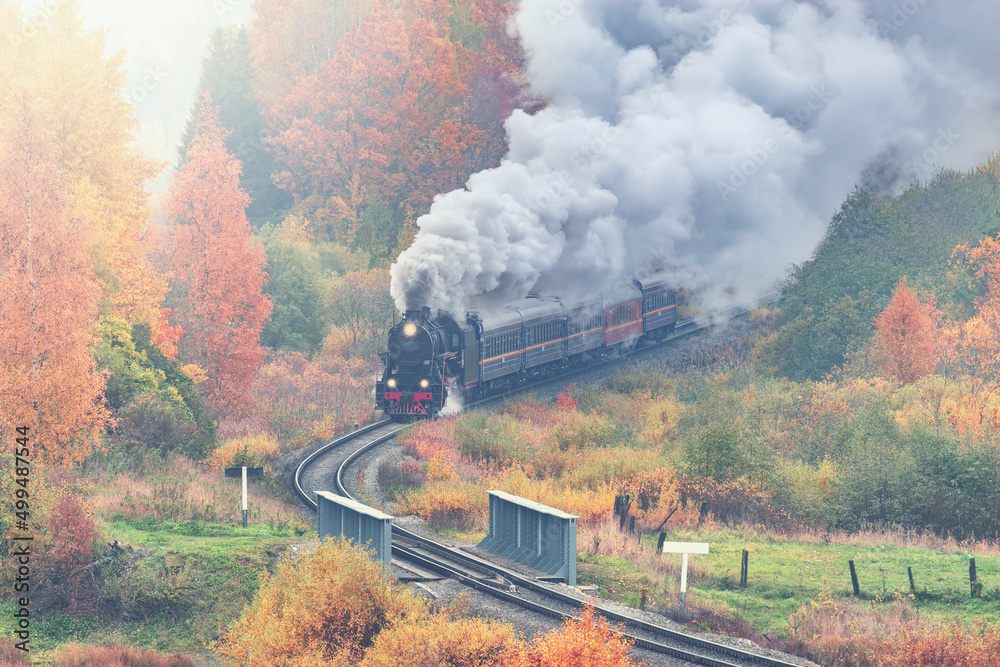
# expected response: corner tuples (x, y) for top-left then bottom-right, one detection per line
(165, 95), (272, 411)
(19, 1), (166, 336)
(265, 1), (484, 241)
(951, 235), (1000, 378)
(249, 0), (374, 110)
(0, 100), (109, 464)
(505, 604), (640, 667)
(870, 277), (942, 384)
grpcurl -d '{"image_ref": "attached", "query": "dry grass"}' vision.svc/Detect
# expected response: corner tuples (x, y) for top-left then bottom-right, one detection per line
(87, 456), (304, 527)
(49, 644), (194, 667)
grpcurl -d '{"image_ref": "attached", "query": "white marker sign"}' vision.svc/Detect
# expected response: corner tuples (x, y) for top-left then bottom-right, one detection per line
(660, 542), (710, 611)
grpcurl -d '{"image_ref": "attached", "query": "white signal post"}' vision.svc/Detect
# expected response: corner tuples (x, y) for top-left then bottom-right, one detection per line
(224, 466), (264, 527)
(660, 542), (710, 611)
(241, 467), (248, 527)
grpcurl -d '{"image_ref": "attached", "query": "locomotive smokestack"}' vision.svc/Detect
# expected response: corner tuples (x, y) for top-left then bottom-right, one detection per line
(404, 307), (431, 321)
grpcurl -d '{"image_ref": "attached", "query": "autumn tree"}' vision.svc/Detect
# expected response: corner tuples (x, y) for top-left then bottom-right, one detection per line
(179, 26), (291, 226)
(265, 1), (483, 245)
(249, 0), (374, 110)
(870, 277), (942, 384)
(325, 268), (395, 358)
(19, 0), (166, 334)
(0, 99), (109, 464)
(166, 95), (272, 411)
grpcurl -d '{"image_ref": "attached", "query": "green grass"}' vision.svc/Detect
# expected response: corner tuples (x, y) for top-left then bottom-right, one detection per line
(579, 526), (1000, 635)
(3, 517), (306, 658)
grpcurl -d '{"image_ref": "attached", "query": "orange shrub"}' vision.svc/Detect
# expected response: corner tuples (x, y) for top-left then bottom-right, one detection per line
(505, 604), (639, 667)
(878, 624), (1000, 667)
(215, 537), (423, 666)
(359, 612), (518, 667)
(399, 418), (460, 464)
(487, 466), (613, 522)
(0, 641), (30, 665)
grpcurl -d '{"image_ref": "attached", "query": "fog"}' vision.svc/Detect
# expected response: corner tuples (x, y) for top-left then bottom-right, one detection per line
(19, 0), (254, 190)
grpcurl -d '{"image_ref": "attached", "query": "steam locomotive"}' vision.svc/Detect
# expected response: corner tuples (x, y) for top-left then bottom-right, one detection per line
(375, 273), (677, 418)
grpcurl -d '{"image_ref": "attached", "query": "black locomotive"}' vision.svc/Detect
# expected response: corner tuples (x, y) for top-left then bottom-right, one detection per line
(376, 272), (677, 418)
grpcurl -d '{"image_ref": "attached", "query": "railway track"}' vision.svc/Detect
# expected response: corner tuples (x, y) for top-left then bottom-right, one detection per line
(293, 309), (808, 667)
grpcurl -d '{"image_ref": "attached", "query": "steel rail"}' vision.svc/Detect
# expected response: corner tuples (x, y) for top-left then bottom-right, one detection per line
(294, 303), (801, 667)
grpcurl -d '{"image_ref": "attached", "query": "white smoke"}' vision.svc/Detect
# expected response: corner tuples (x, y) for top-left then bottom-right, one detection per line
(390, 0), (1000, 318)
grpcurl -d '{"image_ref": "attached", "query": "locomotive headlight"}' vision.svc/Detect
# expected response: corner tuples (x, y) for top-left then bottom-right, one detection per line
(403, 323), (417, 337)
(419, 379), (429, 388)
(386, 378), (396, 388)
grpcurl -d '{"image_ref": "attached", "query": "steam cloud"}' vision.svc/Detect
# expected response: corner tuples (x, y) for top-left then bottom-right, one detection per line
(391, 0), (1000, 318)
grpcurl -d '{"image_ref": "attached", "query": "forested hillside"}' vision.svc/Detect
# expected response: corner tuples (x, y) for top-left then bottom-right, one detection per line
(758, 162), (1000, 381)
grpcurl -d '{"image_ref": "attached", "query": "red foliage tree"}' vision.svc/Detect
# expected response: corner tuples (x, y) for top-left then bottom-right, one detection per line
(266, 1), (484, 240)
(871, 277), (942, 384)
(39, 494), (98, 585)
(165, 95), (272, 411)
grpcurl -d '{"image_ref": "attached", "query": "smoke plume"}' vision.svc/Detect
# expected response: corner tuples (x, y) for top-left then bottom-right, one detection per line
(391, 0), (1000, 318)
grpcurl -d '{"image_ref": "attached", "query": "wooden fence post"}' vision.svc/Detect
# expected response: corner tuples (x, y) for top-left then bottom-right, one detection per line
(907, 566), (915, 595)
(970, 558), (981, 598)
(849, 560), (860, 597)
(656, 532), (667, 555)
(740, 549), (749, 589)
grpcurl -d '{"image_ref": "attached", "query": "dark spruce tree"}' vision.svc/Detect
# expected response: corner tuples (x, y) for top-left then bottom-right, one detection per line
(177, 26), (291, 226)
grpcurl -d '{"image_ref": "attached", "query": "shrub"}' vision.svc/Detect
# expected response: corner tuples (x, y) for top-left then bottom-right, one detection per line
(394, 481), (487, 530)
(504, 604), (639, 667)
(359, 612), (518, 667)
(206, 434), (279, 472)
(114, 392), (208, 461)
(215, 537), (423, 666)
(878, 623), (1000, 667)
(454, 413), (529, 467)
(36, 494), (99, 610)
(680, 477), (793, 529)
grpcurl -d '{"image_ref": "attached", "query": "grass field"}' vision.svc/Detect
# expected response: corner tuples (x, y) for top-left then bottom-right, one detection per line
(577, 524), (1000, 635)
(4, 518), (305, 656)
